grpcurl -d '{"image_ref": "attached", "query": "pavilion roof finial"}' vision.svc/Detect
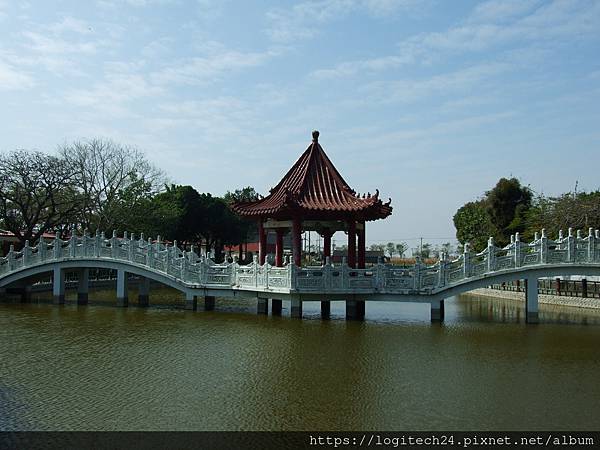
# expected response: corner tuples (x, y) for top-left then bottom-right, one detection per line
(312, 130), (319, 142)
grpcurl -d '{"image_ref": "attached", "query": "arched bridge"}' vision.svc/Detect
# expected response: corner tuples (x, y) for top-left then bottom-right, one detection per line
(1, 228), (599, 323)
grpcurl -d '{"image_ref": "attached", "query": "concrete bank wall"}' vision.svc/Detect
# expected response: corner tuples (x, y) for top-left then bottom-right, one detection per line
(464, 288), (600, 310)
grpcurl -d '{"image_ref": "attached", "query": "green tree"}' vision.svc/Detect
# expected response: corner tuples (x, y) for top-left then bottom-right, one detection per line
(395, 242), (408, 258)
(0, 150), (83, 245)
(453, 200), (496, 251)
(486, 177), (532, 245)
(224, 186), (259, 259)
(385, 242), (395, 258)
(59, 138), (166, 233)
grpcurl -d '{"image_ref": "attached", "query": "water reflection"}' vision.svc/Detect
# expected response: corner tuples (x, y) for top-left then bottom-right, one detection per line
(2, 291), (600, 431)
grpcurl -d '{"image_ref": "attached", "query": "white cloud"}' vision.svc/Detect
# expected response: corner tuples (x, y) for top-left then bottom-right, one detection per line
(63, 63), (162, 115)
(46, 16), (93, 34)
(402, 0), (600, 56)
(266, 0), (429, 43)
(0, 60), (35, 90)
(357, 61), (511, 104)
(150, 45), (277, 86)
(310, 54), (414, 79)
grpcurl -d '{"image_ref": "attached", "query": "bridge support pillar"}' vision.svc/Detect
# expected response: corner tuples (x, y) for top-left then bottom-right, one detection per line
(116, 269), (129, 307)
(77, 268), (89, 305)
(271, 299), (282, 316)
(525, 278), (539, 324)
(346, 300), (365, 321)
(138, 277), (150, 307)
(431, 299), (445, 322)
(321, 301), (331, 319)
(204, 296), (215, 311)
(185, 292), (197, 311)
(291, 299), (302, 318)
(20, 286), (32, 303)
(257, 297), (268, 315)
(53, 267), (65, 305)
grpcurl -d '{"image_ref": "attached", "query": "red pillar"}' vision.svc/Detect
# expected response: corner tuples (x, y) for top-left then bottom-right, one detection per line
(323, 229), (332, 261)
(258, 220), (266, 265)
(275, 229), (284, 267)
(347, 220), (356, 268)
(292, 217), (302, 266)
(357, 221), (365, 269)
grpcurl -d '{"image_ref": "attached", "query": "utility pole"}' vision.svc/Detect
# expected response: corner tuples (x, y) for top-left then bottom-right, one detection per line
(420, 237), (423, 258)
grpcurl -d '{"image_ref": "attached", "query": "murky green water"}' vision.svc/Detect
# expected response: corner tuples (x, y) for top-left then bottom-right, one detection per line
(2, 291), (600, 430)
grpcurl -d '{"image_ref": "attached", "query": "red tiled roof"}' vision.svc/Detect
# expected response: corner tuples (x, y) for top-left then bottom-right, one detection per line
(232, 131), (392, 221)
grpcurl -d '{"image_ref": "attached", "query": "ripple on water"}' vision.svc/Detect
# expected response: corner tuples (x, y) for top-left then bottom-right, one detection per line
(2, 295), (600, 430)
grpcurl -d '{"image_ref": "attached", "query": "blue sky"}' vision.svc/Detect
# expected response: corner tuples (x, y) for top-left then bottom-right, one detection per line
(1, 0), (599, 249)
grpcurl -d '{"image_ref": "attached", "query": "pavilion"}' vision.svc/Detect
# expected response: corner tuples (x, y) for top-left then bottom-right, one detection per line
(231, 130), (392, 319)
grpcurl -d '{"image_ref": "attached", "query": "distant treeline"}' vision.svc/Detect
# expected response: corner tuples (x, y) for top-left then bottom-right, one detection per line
(453, 177), (600, 251)
(0, 138), (257, 258)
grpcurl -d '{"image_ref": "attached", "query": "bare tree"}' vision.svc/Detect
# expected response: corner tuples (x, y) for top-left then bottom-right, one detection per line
(58, 138), (167, 232)
(0, 151), (82, 245)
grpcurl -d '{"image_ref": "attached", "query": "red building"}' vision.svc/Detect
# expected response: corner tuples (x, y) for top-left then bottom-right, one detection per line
(231, 130), (392, 269)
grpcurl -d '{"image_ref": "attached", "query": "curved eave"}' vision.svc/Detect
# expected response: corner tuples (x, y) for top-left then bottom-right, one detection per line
(231, 196), (393, 221)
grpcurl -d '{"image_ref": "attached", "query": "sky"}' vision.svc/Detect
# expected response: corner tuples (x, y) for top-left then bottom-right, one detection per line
(1, 0), (599, 250)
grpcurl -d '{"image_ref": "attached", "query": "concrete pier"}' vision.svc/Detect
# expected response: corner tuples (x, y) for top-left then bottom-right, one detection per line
(20, 286), (32, 303)
(116, 269), (128, 307)
(138, 277), (150, 307)
(431, 299), (445, 322)
(77, 268), (89, 305)
(271, 299), (282, 316)
(346, 300), (365, 320)
(204, 296), (215, 311)
(291, 299), (302, 318)
(321, 301), (331, 319)
(525, 278), (539, 324)
(185, 292), (197, 311)
(53, 267), (65, 305)
(257, 297), (268, 315)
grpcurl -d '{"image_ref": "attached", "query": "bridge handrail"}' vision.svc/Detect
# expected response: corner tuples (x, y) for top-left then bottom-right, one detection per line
(1, 227), (599, 294)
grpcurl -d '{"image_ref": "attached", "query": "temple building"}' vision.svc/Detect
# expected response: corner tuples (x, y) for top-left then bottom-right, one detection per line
(231, 130), (392, 319)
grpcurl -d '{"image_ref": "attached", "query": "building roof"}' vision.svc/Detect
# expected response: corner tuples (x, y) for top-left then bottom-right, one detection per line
(232, 131), (392, 221)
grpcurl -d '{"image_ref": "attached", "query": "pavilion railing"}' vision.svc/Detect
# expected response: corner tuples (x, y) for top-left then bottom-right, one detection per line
(1, 228), (599, 295)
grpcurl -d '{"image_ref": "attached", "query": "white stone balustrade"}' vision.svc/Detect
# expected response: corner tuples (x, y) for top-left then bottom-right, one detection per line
(0, 228), (599, 295)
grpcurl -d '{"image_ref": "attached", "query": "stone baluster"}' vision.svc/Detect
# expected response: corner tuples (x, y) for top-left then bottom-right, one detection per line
(147, 237), (154, 267)
(23, 240), (30, 266)
(324, 256), (332, 290)
(54, 233), (61, 259)
(288, 258), (296, 290)
(94, 230), (101, 257)
(83, 229), (89, 257)
(514, 233), (521, 267)
(232, 255), (239, 286)
(111, 230), (118, 258)
(8, 245), (14, 271)
(70, 228), (77, 258)
(166, 242), (172, 274)
(596, 230), (600, 263)
(265, 261), (270, 289)
(181, 251), (188, 281)
(376, 257), (385, 290)
(540, 229), (548, 264)
(200, 255), (206, 285)
(587, 228), (595, 263)
(558, 229), (564, 250)
(39, 238), (47, 260)
(253, 254), (258, 287)
(128, 232), (135, 261)
(486, 237), (495, 273)
(414, 255), (421, 290)
(462, 243), (471, 279)
(567, 228), (574, 262)
(437, 252), (446, 288)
